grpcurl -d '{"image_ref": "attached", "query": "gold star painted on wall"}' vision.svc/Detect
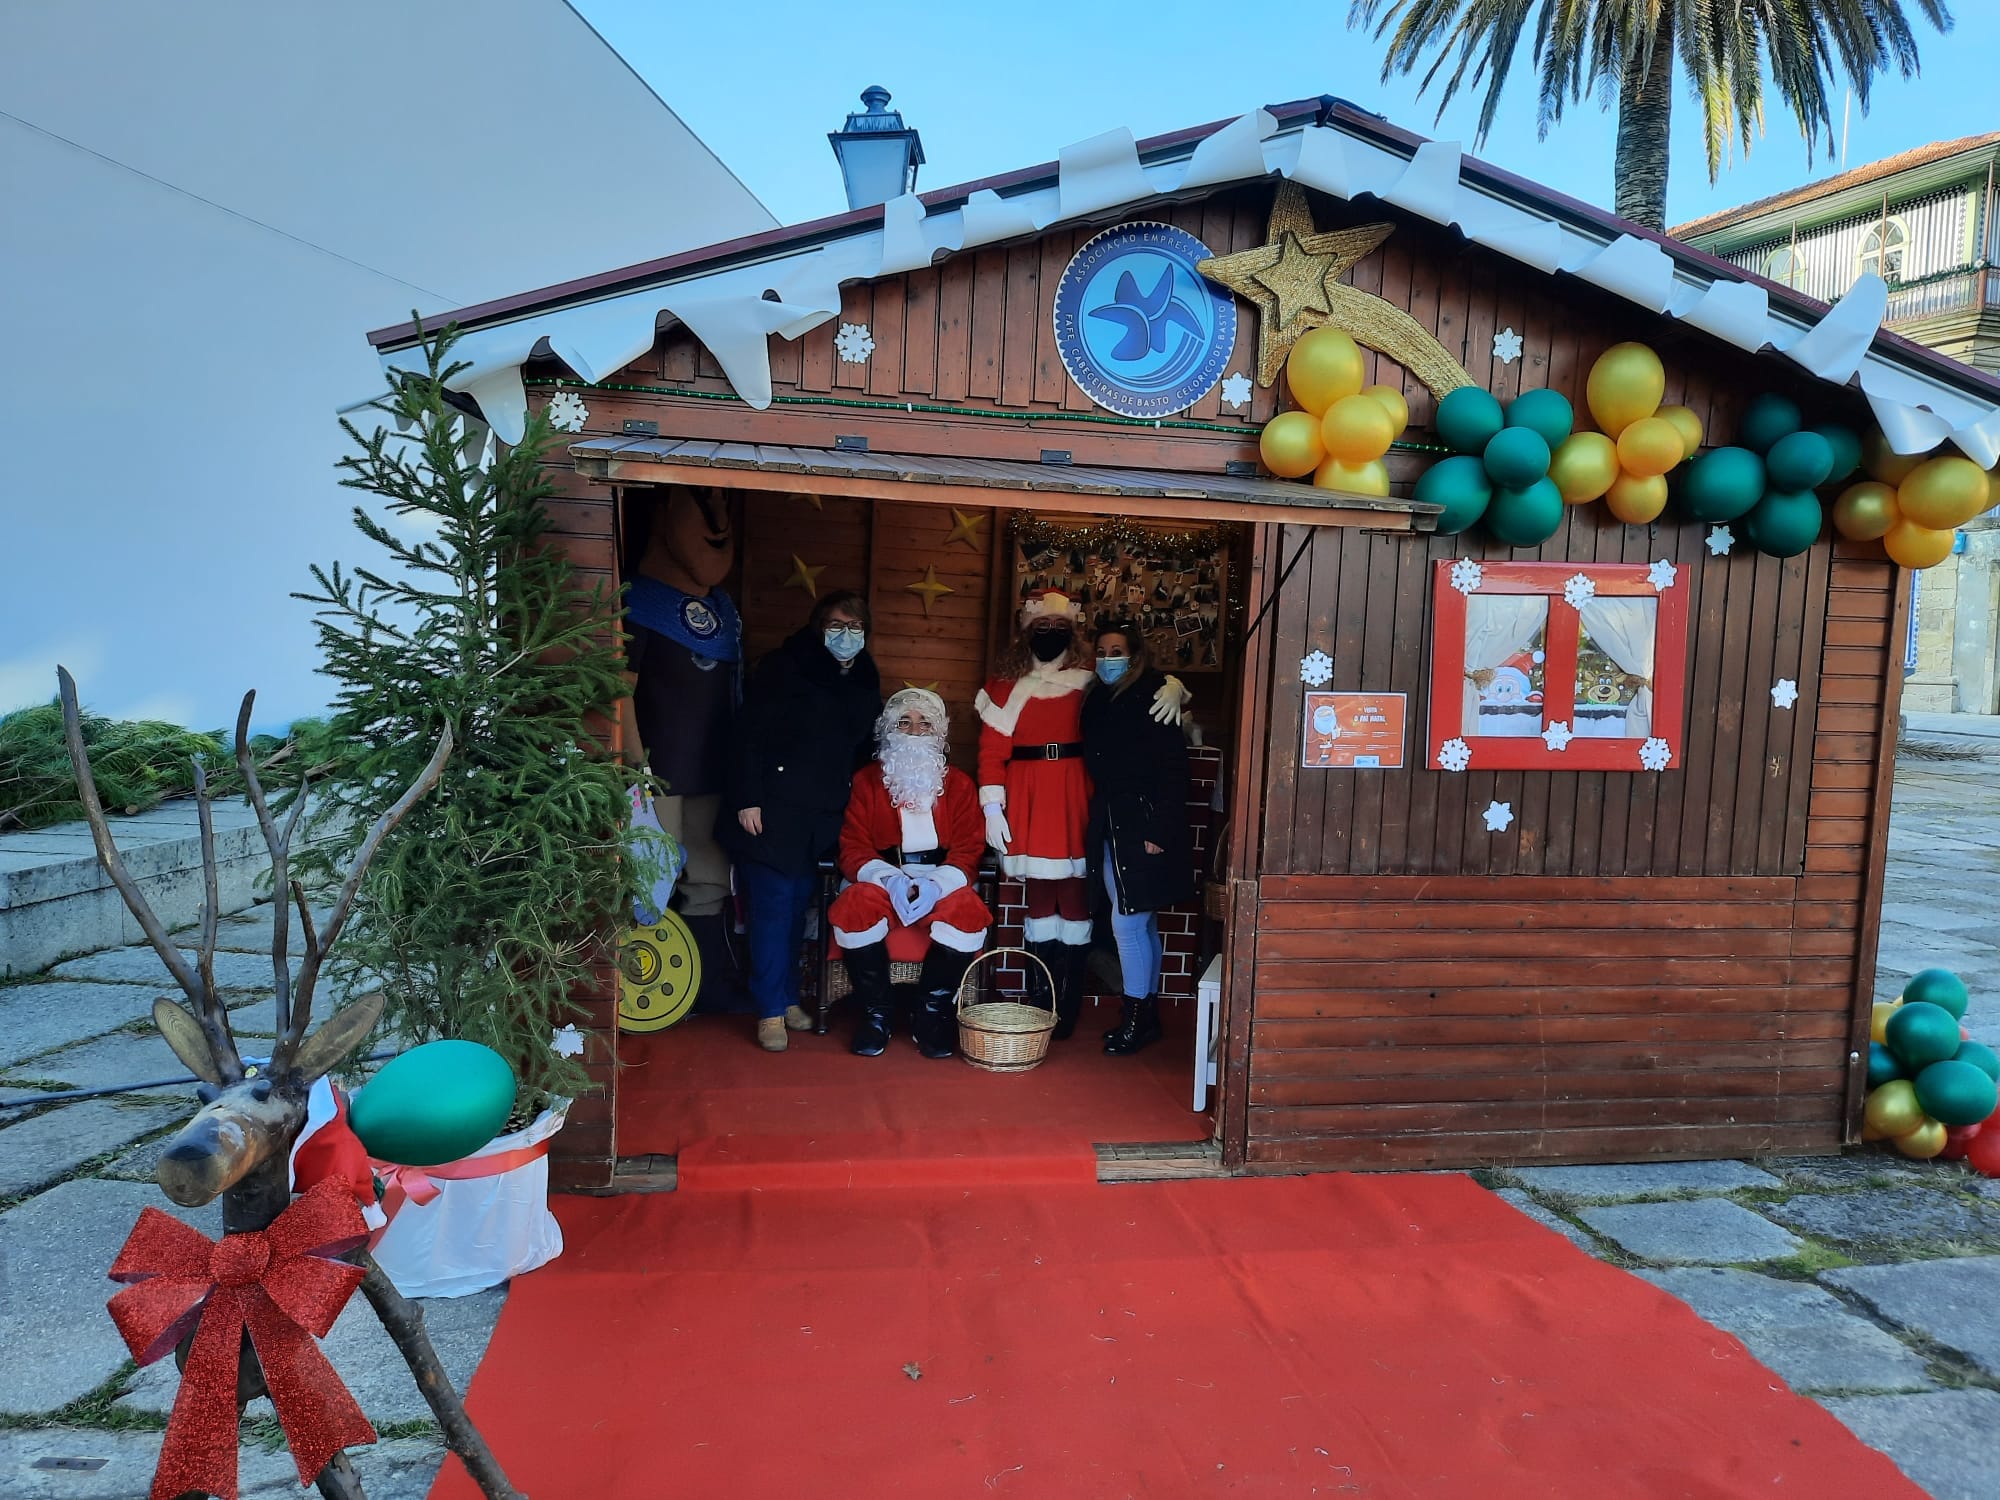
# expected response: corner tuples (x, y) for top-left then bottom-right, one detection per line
(1196, 181), (1473, 395)
(904, 566), (955, 615)
(784, 555), (825, 597)
(943, 508), (988, 550)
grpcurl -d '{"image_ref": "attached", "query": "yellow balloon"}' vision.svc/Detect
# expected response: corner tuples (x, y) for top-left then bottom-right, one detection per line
(1897, 456), (1990, 530)
(1285, 328), (1366, 416)
(1863, 1078), (1925, 1139)
(1320, 393), (1397, 464)
(1586, 342), (1666, 437)
(1258, 410), (1325, 479)
(1893, 1118), (1949, 1160)
(1870, 999), (1902, 1045)
(1833, 481), (1900, 542)
(1883, 518), (1956, 570)
(1313, 456), (1391, 497)
(1550, 432), (1620, 504)
(1862, 428), (1925, 486)
(1363, 382), (1410, 436)
(1604, 471), (1669, 524)
(1657, 404), (1704, 457)
(1616, 416), (1687, 479)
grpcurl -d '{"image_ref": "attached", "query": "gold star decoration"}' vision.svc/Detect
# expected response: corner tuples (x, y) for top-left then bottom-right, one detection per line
(901, 680), (942, 693)
(904, 566), (955, 616)
(783, 555), (825, 597)
(943, 508), (988, 550)
(1196, 181), (1473, 396)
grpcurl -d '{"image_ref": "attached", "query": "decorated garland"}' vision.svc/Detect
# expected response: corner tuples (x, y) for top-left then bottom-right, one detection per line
(1008, 511), (1238, 555)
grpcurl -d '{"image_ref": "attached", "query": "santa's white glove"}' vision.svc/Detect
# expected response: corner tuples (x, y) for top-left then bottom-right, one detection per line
(906, 877), (943, 923)
(983, 806), (1012, 854)
(1150, 674), (1193, 725)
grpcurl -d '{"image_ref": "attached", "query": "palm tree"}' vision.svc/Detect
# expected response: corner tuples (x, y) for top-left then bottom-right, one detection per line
(1348, 1), (1952, 232)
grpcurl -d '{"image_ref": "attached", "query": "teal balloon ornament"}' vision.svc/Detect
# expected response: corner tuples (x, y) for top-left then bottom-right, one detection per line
(1916, 1059), (1999, 1128)
(1764, 430), (1836, 493)
(1812, 423), (1863, 485)
(1866, 1042), (1905, 1090)
(1680, 447), (1766, 523)
(1414, 454), (1494, 536)
(1957, 1039), (2000, 1083)
(1506, 388), (1574, 451)
(1885, 1002), (1963, 1072)
(350, 1039), (518, 1167)
(1739, 393), (1803, 455)
(1436, 387), (1505, 455)
(1743, 490), (1824, 558)
(1482, 427), (1552, 490)
(1904, 968), (1970, 1020)
(1484, 478), (1565, 546)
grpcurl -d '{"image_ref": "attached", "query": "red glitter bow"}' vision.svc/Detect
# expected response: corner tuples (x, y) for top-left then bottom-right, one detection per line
(106, 1178), (378, 1500)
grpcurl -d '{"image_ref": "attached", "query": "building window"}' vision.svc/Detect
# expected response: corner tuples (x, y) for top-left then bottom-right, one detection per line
(1765, 246), (1807, 288)
(1857, 218), (1909, 282)
(1427, 562), (1692, 772)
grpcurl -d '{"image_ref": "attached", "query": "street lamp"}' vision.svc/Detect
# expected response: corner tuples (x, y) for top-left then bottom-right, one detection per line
(829, 86), (924, 212)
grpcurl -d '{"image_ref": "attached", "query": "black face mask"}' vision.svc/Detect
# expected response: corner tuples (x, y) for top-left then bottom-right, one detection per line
(1029, 627), (1073, 663)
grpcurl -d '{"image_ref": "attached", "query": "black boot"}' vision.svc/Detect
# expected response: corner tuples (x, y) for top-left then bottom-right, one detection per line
(1102, 997), (1136, 1046)
(914, 945), (973, 1059)
(1103, 995), (1162, 1055)
(844, 942), (894, 1056)
(1051, 943), (1089, 1041)
(1024, 940), (1066, 1039)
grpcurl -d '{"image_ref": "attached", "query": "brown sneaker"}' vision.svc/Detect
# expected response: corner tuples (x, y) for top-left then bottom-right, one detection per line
(783, 1004), (814, 1032)
(757, 1016), (789, 1052)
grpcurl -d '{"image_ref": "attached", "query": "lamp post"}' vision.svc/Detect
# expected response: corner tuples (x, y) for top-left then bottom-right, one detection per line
(829, 86), (925, 212)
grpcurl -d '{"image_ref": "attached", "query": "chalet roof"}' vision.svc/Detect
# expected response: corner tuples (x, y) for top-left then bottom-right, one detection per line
(361, 97), (2000, 470)
(1673, 134), (2000, 242)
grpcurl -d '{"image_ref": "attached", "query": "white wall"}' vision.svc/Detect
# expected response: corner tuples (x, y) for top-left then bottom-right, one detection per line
(0, 0), (775, 730)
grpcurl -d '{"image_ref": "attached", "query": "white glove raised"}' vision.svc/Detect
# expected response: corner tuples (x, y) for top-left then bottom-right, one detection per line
(983, 807), (1012, 854)
(1150, 674), (1193, 725)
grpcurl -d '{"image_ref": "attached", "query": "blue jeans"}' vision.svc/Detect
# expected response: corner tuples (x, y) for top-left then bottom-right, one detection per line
(1102, 842), (1162, 1000)
(738, 861), (817, 1021)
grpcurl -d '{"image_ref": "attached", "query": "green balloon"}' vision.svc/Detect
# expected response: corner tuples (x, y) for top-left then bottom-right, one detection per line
(1506, 388), (1574, 450)
(1414, 454), (1494, 536)
(1681, 446), (1766, 522)
(1765, 430), (1835, 492)
(1740, 393), (1804, 454)
(1483, 426), (1552, 489)
(1867, 1041), (1907, 1090)
(1436, 386), (1506, 455)
(1915, 1059), (2000, 1127)
(1813, 423), (1863, 484)
(1886, 1001), (1963, 1071)
(1903, 967), (1970, 1020)
(1484, 477), (1565, 546)
(1956, 1039), (2000, 1083)
(349, 1039), (517, 1167)
(1743, 489), (1823, 558)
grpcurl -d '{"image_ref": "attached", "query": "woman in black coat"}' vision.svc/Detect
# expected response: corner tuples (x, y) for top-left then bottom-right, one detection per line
(1080, 621), (1195, 1055)
(720, 590), (882, 1052)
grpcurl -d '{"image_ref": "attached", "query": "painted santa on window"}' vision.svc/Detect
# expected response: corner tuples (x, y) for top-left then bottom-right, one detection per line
(977, 589), (1185, 1038)
(830, 689), (991, 1058)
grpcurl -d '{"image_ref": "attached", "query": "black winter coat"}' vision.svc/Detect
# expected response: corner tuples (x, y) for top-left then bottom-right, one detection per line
(1081, 667), (1196, 914)
(719, 628), (881, 875)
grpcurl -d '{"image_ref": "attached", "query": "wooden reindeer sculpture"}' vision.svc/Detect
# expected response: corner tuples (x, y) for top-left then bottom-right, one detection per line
(58, 669), (522, 1500)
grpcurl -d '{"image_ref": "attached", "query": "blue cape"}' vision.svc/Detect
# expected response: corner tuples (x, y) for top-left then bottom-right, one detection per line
(626, 576), (740, 663)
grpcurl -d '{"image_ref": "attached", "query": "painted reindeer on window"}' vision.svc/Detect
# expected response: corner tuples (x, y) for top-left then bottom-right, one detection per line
(58, 669), (520, 1500)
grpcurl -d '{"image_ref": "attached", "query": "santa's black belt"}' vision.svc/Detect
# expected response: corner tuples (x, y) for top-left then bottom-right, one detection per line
(879, 847), (950, 866)
(1011, 742), (1085, 762)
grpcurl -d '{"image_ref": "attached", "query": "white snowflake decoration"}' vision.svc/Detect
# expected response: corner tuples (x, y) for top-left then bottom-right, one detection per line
(1220, 372), (1254, 410)
(1300, 649), (1333, 687)
(1541, 720), (1574, 752)
(1561, 573), (1597, 610)
(1493, 328), (1524, 364)
(1638, 737), (1673, 773)
(546, 390), (589, 433)
(1771, 679), (1800, 710)
(1648, 559), (1677, 591)
(551, 1024), (585, 1058)
(1706, 525), (1735, 557)
(1438, 737), (1472, 773)
(835, 322), (875, 363)
(1483, 800), (1514, 832)
(1449, 559), (1484, 595)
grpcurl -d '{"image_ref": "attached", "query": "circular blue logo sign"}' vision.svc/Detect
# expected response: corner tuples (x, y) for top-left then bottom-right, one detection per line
(1054, 222), (1236, 419)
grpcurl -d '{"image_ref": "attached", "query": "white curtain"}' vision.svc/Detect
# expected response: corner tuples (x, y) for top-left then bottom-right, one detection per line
(1460, 596), (1549, 735)
(1576, 597), (1658, 737)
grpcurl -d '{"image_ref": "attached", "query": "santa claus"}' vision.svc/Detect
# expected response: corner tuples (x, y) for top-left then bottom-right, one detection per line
(977, 590), (1184, 1038)
(829, 688), (992, 1058)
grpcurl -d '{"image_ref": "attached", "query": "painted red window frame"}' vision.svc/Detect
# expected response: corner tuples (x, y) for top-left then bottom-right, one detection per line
(1427, 561), (1690, 773)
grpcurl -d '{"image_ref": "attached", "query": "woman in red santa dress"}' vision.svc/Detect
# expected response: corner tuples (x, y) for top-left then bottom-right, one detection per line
(829, 689), (991, 1058)
(977, 590), (1185, 1039)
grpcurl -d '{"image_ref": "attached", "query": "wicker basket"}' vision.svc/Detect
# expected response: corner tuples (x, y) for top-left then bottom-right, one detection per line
(956, 947), (1057, 1073)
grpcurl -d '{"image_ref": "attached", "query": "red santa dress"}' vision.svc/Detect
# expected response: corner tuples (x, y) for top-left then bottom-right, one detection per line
(829, 763), (991, 958)
(976, 661), (1095, 944)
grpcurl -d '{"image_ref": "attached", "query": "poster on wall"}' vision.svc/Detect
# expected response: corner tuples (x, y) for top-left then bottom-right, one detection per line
(1302, 692), (1407, 769)
(1012, 522), (1230, 670)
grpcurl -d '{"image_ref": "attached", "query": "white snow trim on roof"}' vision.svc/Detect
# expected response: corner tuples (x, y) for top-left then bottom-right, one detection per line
(373, 111), (1998, 459)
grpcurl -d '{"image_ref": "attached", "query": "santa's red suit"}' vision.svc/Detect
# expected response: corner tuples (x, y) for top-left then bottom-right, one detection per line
(829, 764), (992, 956)
(975, 662), (1096, 944)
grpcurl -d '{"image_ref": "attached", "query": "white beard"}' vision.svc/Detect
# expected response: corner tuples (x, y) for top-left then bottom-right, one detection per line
(880, 731), (947, 810)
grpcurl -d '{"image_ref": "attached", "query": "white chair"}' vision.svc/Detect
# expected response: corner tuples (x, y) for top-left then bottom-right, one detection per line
(1194, 954), (1222, 1111)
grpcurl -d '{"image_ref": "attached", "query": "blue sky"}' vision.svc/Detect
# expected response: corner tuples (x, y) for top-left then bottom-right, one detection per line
(575, 0), (1996, 232)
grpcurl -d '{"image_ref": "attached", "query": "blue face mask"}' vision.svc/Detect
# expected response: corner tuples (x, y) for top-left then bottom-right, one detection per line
(1095, 656), (1129, 685)
(824, 625), (866, 662)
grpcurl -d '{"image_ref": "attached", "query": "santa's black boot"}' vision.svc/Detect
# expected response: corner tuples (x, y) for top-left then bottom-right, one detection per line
(913, 945), (974, 1059)
(1050, 943), (1090, 1041)
(1103, 996), (1162, 1055)
(843, 942), (895, 1057)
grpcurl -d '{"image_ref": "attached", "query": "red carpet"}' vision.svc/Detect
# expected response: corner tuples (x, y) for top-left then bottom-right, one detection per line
(430, 1172), (1923, 1499)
